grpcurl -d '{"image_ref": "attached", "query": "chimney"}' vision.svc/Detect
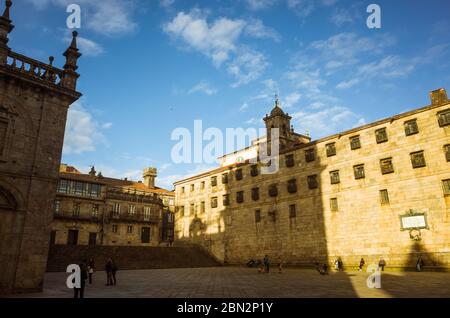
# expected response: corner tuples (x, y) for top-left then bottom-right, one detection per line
(143, 167), (157, 188)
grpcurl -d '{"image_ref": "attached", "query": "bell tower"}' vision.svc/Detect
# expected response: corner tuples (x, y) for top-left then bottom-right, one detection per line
(0, 1), (82, 293)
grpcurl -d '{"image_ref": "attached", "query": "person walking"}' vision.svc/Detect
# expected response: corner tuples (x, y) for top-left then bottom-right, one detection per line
(74, 259), (88, 299)
(334, 258), (340, 271)
(105, 258), (113, 286)
(277, 256), (283, 274)
(359, 258), (365, 271)
(88, 258), (95, 284)
(111, 259), (118, 285)
(416, 256), (424, 272)
(263, 255), (270, 273)
(378, 258), (386, 271)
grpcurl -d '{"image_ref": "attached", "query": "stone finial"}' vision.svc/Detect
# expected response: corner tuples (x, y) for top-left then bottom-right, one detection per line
(2, 0), (12, 19)
(0, 0), (14, 49)
(62, 30), (81, 90)
(88, 166), (96, 176)
(430, 88), (448, 105)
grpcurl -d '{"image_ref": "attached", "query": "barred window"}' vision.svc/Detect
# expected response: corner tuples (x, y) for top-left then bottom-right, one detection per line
(223, 194), (230, 206)
(330, 198), (338, 212)
(268, 184), (278, 197)
(127, 226), (133, 234)
(255, 210), (261, 223)
(92, 204), (99, 217)
(289, 204), (296, 218)
(404, 119), (419, 136)
(54, 200), (61, 214)
(380, 189), (390, 205)
(211, 176), (217, 187)
(235, 169), (243, 181)
(380, 158), (394, 174)
(350, 135), (361, 150)
(410, 151), (426, 168)
(285, 154), (295, 167)
(438, 109), (450, 127)
(222, 173), (228, 184)
(236, 191), (244, 203)
(354, 164), (365, 179)
(375, 128), (388, 143)
(73, 203), (81, 216)
(113, 203), (120, 216)
(445, 145), (450, 162)
(443, 179), (450, 195)
(305, 149), (315, 162)
(112, 225), (118, 233)
(211, 197), (218, 208)
(251, 187), (259, 201)
(287, 179), (297, 194)
(330, 170), (340, 184)
(250, 164), (258, 177)
(326, 143), (336, 157)
(307, 175), (318, 189)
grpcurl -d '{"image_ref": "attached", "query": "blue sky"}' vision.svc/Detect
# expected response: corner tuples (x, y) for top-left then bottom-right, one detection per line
(9, 0), (450, 189)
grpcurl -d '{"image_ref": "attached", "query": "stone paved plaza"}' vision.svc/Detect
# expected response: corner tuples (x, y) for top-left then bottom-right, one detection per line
(6, 267), (450, 298)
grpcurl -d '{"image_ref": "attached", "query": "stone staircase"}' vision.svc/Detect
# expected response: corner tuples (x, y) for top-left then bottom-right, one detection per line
(46, 245), (221, 272)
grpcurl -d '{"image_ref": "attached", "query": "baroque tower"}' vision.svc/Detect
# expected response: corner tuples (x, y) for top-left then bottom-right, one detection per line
(0, 1), (81, 293)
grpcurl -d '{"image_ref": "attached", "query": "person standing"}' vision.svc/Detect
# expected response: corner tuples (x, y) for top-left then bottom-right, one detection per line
(88, 258), (95, 284)
(105, 258), (113, 286)
(111, 259), (118, 285)
(359, 258), (365, 271)
(263, 255), (270, 273)
(334, 258), (340, 271)
(416, 256), (424, 272)
(74, 259), (88, 299)
(378, 258), (386, 271)
(277, 256), (283, 274)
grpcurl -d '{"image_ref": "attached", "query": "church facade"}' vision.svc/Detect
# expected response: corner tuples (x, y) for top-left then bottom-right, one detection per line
(174, 89), (450, 270)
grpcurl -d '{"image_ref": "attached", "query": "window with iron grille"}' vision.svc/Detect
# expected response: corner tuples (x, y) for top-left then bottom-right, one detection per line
(307, 175), (318, 189)
(443, 179), (450, 195)
(353, 164), (365, 179)
(92, 204), (99, 217)
(305, 149), (315, 162)
(287, 179), (297, 193)
(410, 151), (426, 168)
(255, 210), (261, 223)
(223, 194), (230, 206)
(285, 154), (295, 167)
(375, 128), (388, 143)
(380, 189), (390, 205)
(438, 109), (450, 127)
(235, 169), (243, 181)
(350, 135), (361, 150)
(112, 203), (120, 216)
(330, 170), (340, 184)
(112, 224), (118, 233)
(127, 226), (133, 234)
(250, 164), (258, 177)
(54, 200), (61, 214)
(289, 204), (296, 218)
(268, 184), (278, 197)
(326, 143), (336, 157)
(445, 145), (450, 162)
(380, 158), (394, 174)
(236, 191), (244, 203)
(211, 197), (218, 208)
(330, 198), (338, 212)
(404, 119), (419, 136)
(222, 173), (228, 184)
(251, 187), (259, 201)
(211, 176), (217, 187)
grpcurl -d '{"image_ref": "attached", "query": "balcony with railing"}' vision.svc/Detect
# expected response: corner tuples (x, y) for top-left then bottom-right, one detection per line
(106, 187), (162, 205)
(107, 211), (160, 224)
(53, 211), (101, 223)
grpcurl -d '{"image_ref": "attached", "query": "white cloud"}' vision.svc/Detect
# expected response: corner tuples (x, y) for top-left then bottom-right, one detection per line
(27, 0), (137, 36)
(160, 0), (175, 8)
(63, 34), (104, 57)
(239, 103), (249, 112)
(292, 106), (365, 138)
(336, 78), (360, 89)
(188, 80), (218, 95)
(283, 92), (301, 108)
(245, 0), (277, 10)
(164, 11), (272, 86)
(101, 122), (113, 129)
(330, 8), (354, 26)
(244, 19), (281, 42)
(63, 102), (110, 155)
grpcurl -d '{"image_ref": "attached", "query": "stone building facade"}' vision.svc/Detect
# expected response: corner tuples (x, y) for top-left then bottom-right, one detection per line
(52, 165), (175, 247)
(0, 2), (82, 293)
(174, 89), (450, 270)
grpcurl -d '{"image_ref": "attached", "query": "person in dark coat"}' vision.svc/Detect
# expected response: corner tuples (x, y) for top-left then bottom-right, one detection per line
(416, 256), (424, 272)
(378, 258), (386, 271)
(263, 255), (270, 273)
(105, 258), (113, 286)
(88, 258), (95, 284)
(111, 259), (118, 285)
(359, 258), (365, 271)
(74, 259), (88, 299)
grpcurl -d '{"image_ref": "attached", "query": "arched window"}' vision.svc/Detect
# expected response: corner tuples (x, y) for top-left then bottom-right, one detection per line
(0, 186), (17, 210)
